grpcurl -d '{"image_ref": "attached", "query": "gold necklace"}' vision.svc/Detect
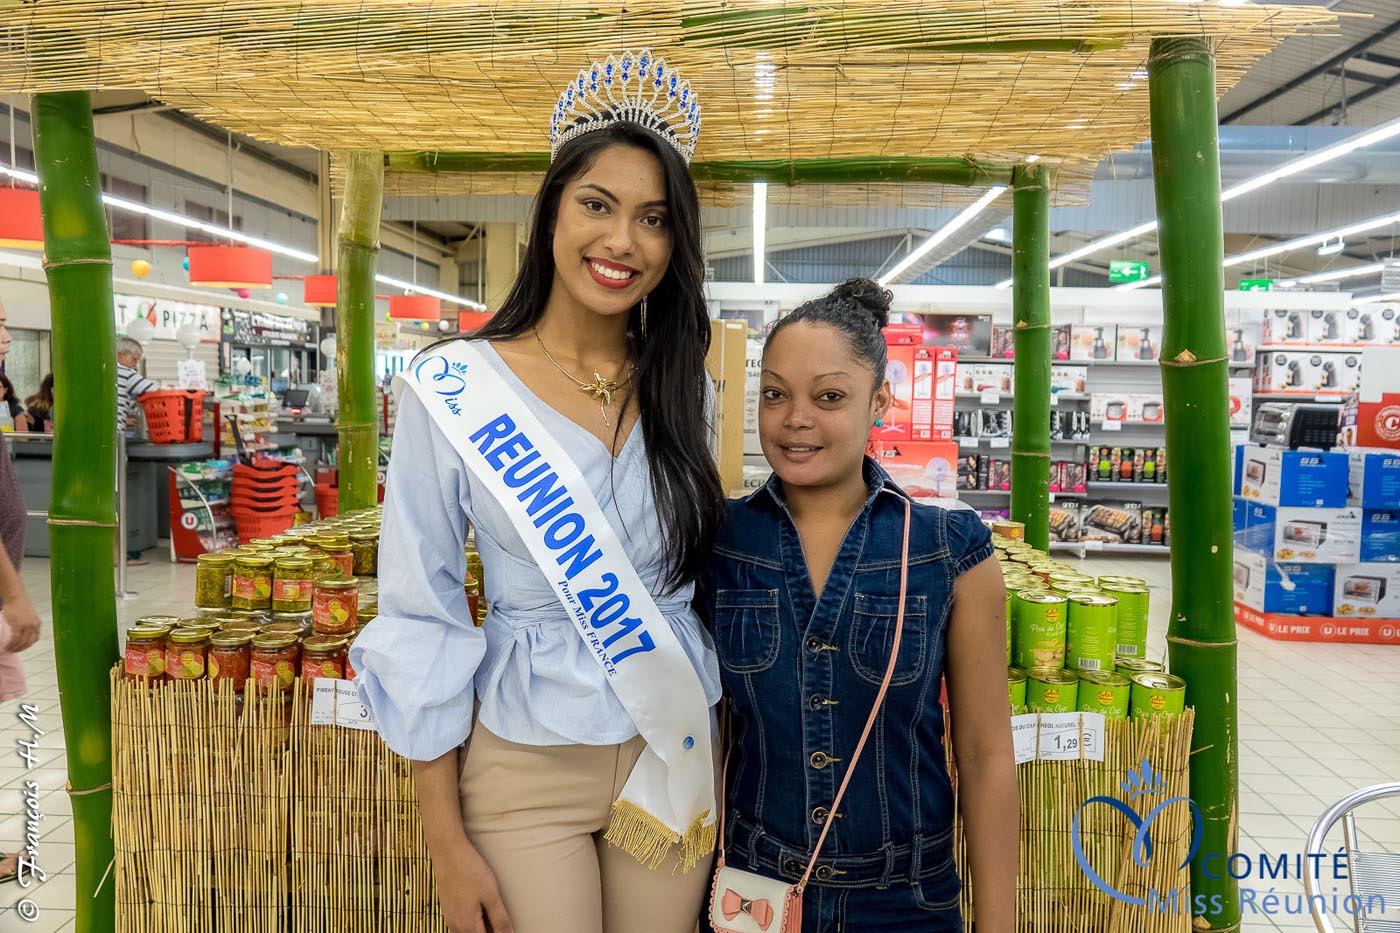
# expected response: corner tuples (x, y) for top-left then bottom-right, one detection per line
(533, 328), (634, 428)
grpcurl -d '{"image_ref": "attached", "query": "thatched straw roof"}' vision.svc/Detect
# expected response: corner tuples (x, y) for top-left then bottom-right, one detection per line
(0, 0), (1338, 201)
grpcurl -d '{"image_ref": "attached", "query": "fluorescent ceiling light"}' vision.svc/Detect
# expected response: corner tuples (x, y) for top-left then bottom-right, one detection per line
(1316, 238), (1344, 257)
(1279, 262), (1385, 287)
(1, 162), (486, 309)
(752, 182), (767, 287)
(1033, 115), (1400, 277)
(985, 227), (1010, 243)
(879, 186), (1007, 286)
(1355, 292), (1400, 304)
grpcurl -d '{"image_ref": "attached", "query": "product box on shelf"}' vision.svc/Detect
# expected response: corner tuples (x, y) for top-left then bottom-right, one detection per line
(990, 325), (1016, 359)
(955, 362), (1013, 395)
(1305, 309), (1350, 346)
(1227, 321), (1262, 365)
(1129, 394), (1165, 424)
(1233, 550), (1336, 615)
(1351, 306), (1400, 346)
(1090, 393), (1132, 424)
(1051, 324), (1073, 361)
(1347, 449), (1400, 508)
(1228, 377), (1253, 428)
(1332, 563), (1400, 618)
(1049, 458), (1089, 494)
(1140, 506), (1169, 545)
(914, 313), (992, 357)
(1237, 447), (1349, 507)
(1050, 410), (1092, 441)
(877, 345), (955, 442)
(1262, 309), (1311, 346)
(1234, 497), (1248, 533)
(1080, 502), (1144, 545)
(743, 337), (763, 456)
(1340, 346), (1400, 449)
(957, 454), (980, 490)
(871, 441), (959, 499)
(1069, 325), (1116, 362)
(1362, 510), (1400, 563)
(1256, 351), (1363, 396)
(881, 322), (923, 346)
(1241, 502), (1362, 563)
(1116, 326), (1163, 362)
(1051, 365), (1089, 395)
(1048, 501), (1082, 542)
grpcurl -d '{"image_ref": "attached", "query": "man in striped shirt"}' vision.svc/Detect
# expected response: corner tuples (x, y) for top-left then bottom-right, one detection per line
(116, 335), (156, 565)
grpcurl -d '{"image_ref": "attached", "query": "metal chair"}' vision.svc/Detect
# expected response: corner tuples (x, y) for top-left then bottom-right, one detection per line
(1307, 782), (1400, 932)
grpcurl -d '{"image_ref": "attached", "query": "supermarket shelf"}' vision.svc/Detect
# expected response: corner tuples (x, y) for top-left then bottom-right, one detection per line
(1052, 437), (1094, 444)
(1050, 491), (1089, 500)
(1085, 359), (1162, 367)
(959, 488), (1010, 496)
(1053, 393), (1091, 402)
(1258, 344), (1376, 352)
(1253, 393), (1347, 403)
(1087, 481), (1168, 493)
(955, 391), (1092, 402)
(1050, 541), (1170, 556)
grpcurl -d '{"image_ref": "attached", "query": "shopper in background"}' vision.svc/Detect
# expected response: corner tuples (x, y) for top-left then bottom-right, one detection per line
(22, 373), (54, 433)
(353, 52), (725, 933)
(116, 336), (156, 566)
(0, 299), (42, 885)
(702, 279), (1017, 932)
(0, 371), (26, 433)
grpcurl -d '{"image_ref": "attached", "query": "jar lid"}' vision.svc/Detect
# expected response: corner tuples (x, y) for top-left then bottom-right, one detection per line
(168, 627), (212, 645)
(197, 552), (237, 565)
(230, 610), (270, 622)
(236, 555), (275, 568)
(210, 631), (255, 648)
(219, 619), (263, 633)
(137, 614), (183, 627)
(252, 633), (299, 650)
(271, 611), (312, 623)
(348, 531), (378, 542)
(260, 623), (305, 637)
(275, 557), (314, 571)
(126, 625), (168, 641)
(303, 634), (349, 653)
(356, 607), (376, 621)
(315, 576), (357, 590)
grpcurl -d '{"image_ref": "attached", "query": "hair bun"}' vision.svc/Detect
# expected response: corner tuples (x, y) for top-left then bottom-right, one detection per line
(833, 277), (892, 331)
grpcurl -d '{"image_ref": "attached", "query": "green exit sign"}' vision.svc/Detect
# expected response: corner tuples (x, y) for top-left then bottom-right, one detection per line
(1109, 260), (1150, 283)
(1239, 279), (1273, 292)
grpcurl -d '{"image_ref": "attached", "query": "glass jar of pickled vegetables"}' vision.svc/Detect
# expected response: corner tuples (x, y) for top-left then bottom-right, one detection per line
(166, 628), (211, 681)
(313, 577), (359, 635)
(231, 555), (275, 611)
(271, 610), (313, 633)
(250, 633), (299, 693)
(272, 557), (314, 613)
(349, 531), (379, 576)
(464, 574), (481, 626)
(319, 542), (354, 578)
(195, 553), (236, 609)
(136, 614), (182, 630)
(260, 622), (305, 640)
(302, 549), (338, 579)
(124, 625), (169, 681)
(208, 631), (254, 692)
(301, 635), (348, 682)
(219, 618), (263, 636)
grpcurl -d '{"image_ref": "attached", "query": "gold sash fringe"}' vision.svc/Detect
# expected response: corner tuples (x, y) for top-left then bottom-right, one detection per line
(605, 802), (717, 873)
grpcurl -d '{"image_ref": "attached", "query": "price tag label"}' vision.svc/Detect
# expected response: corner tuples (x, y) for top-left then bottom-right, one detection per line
(980, 389), (1001, 404)
(1009, 712), (1105, 763)
(1048, 493), (1057, 503)
(959, 437), (979, 449)
(310, 680), (338, 726)
(334, 680), (377, 731)
(1101, 420), (1122, 432)
(989, 437), (1009, 449)
(1050, 393), (1059, 407)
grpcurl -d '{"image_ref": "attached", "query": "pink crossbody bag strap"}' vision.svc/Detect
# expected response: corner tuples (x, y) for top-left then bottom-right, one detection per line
(716, 492), (912, 895)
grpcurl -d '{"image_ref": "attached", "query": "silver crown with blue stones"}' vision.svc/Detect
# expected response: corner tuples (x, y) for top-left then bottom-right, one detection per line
(549, 49), (701, 165)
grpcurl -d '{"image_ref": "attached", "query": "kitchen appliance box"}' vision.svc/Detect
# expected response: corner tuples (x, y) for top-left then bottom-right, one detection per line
(1347, 449), (1400, 508)
(1340, 346), (1400, 450)
(1237, 447), (1349, 507)
(1361, 510), (1400, 563)
(955, 362), (1013, 395)
(1232, 550), (1335, 616)
(1116, 325), (1163, 362)
(1238, 502), (1362, 564)
(1258, 308), (1394, 347)
(1090, 393), (1165, 424)
(1228, 377), (1253, 428)
(1048, 500), (1083, 542)
(1069, 324), (1117, 362)
(1332, 563), (1400, 618)
(1050, 365), (1089, 394)
(1255, 350), (1363, 396)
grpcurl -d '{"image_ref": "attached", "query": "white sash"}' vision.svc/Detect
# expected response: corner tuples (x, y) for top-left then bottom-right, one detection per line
(397, 341), (715, 871)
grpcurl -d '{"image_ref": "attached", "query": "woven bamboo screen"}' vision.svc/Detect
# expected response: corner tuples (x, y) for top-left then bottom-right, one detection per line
(0, 1), (1336, 169)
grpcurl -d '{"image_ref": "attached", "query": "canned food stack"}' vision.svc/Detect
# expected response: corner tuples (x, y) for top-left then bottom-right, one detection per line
(122, 507), (386, 694)
(991, 525), (1187, 722)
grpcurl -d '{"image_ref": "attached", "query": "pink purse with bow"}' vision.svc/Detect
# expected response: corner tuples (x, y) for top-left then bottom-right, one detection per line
(708, 495), (913, 933)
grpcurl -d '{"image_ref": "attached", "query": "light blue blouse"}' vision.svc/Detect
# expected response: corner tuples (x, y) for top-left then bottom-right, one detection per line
(351, 340), (722, 762)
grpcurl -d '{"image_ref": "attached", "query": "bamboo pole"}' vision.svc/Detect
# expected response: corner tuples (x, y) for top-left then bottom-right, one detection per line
(31, 90), (119, 933)
(1148, 36), (1239, 932)
(335, 150), (385, 512)
(1010, 164), (1051, 550)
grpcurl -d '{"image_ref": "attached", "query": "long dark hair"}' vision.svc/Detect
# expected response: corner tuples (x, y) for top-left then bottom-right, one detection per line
(467, 123), (723, 591)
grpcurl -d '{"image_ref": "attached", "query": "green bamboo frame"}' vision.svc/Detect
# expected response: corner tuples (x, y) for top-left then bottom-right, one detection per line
(334, 151), (385, 512)
(1150, 37), (1239, 931)
(386, 152), (1018, 187)
(32, 90), (119, 933)
(1010, 164), (1052, 549)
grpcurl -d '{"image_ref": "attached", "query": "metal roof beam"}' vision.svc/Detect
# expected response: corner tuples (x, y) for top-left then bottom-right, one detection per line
(1294, 71), (1400, 127)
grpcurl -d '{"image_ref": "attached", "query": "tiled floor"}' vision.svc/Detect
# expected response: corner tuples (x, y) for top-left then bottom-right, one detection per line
(0, 553), (1397, 931)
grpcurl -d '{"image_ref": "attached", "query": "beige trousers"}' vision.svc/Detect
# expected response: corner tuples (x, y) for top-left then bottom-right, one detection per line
(458, 724), (713, 933)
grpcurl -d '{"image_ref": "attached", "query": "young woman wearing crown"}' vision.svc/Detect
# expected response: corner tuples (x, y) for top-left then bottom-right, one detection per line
(352, 51), (725, 933)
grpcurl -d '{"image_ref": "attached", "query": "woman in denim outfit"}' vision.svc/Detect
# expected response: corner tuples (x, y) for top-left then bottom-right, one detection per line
(705, 279), (1018, 932)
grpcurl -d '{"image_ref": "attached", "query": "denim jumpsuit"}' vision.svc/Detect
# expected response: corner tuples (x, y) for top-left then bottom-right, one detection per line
(703, 459), (993, 933)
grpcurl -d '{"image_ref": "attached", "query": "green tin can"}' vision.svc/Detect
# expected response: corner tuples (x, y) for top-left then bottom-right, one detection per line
(1008, 667), (1027, 711)
(1026, 666), (1079, 713)
(1013, 591), (1068, 670)
(1052, 584), (1102, 598)
(1066, 594), (1119, 672)
(1098, 575), (1146, 588)
(1048, 571), (1096, 587)
(1115, 657), (1165, 677)
(1130, 672), (1187, 719)
(1101, 584), (1150, 659)
(1076, 670), (1131, 719)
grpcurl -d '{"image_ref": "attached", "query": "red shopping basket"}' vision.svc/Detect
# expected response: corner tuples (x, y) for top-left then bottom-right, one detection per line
(139, 390), (205, 444)
(232, 506), (299, 543)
